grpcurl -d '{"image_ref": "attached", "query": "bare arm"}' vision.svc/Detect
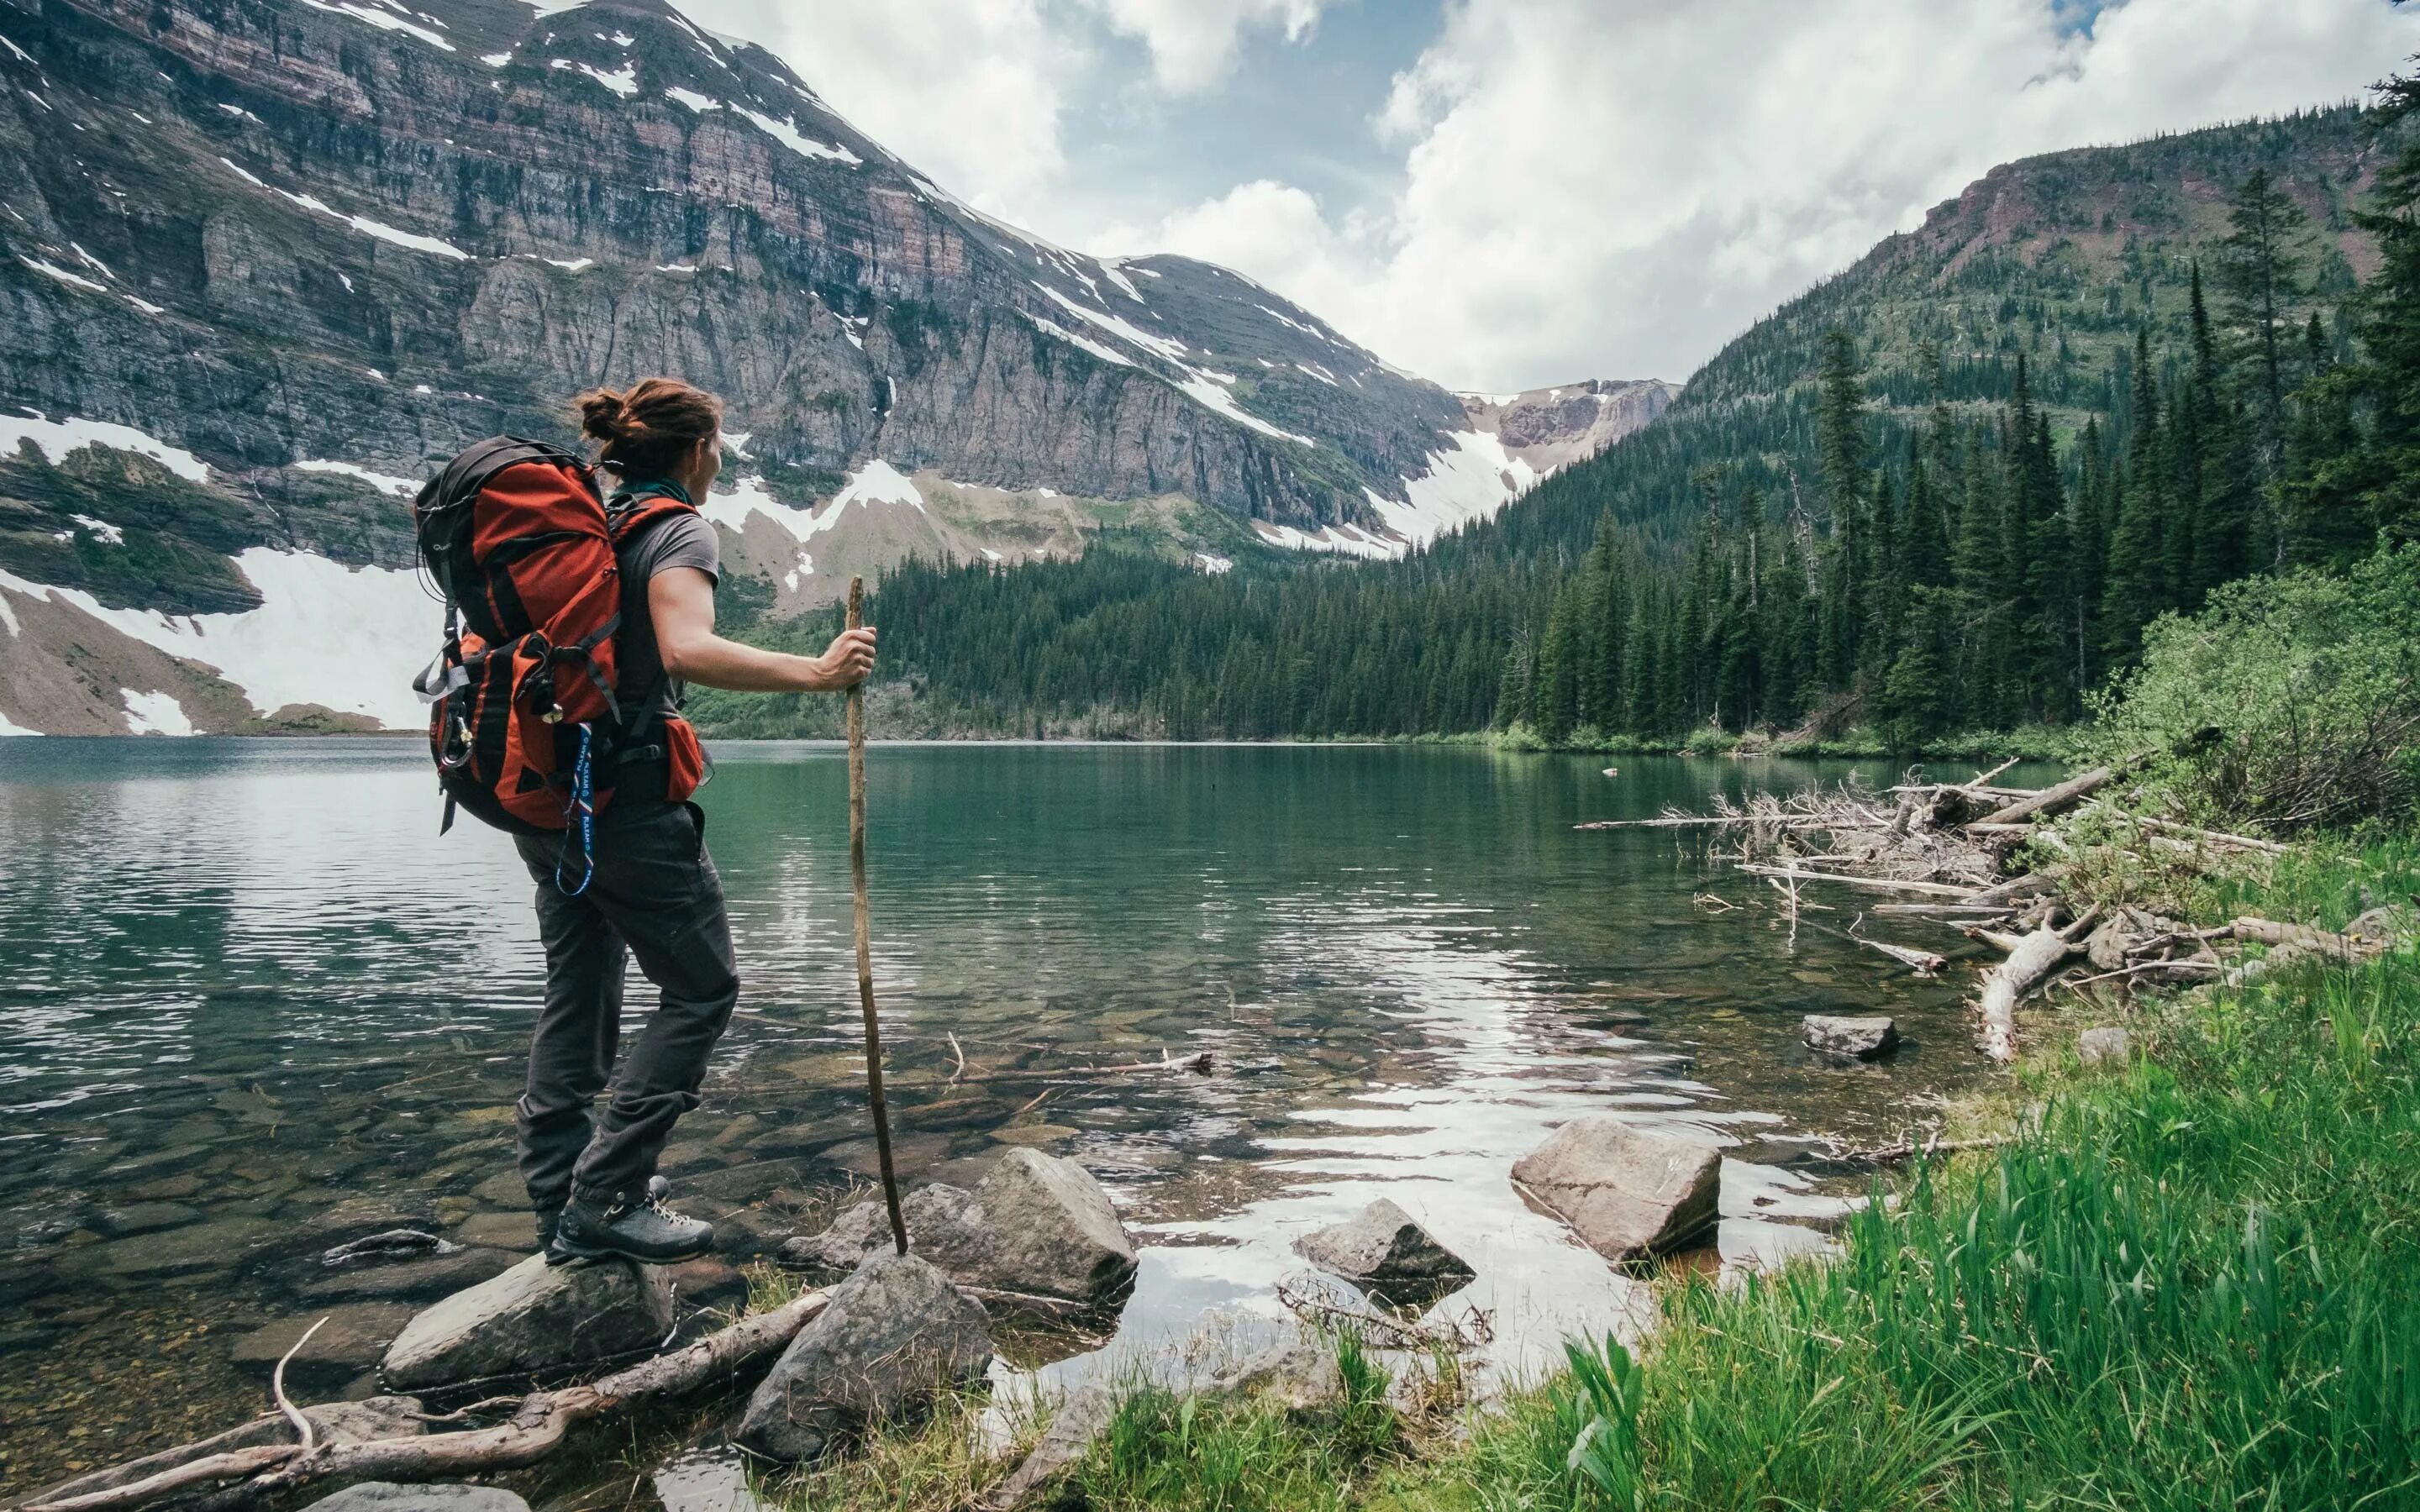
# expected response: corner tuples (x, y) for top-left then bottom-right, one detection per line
(649, 567), (876, 694)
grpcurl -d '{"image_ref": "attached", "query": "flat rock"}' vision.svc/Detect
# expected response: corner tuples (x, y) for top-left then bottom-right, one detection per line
(1800, 1015), (1900, 1059)
(70, 1216), (281, 1279)
(453, 1211), (543, 1251)
(231, 1303), (417, 1390)
(381, 1253), (675, 1391)
(93, 1202), (203, 1236)
(304, 1483), (529, 1512)
(301, 1247), (519, 1305)
(2076, 1026), (2132, 1066)
(782, 1149), (1139, 1310)
(470, 1169), (529, 1207)
(1512, 1117), (1722, 1263)
(1294, 1199), (1473, 1295)
(733, 1250), (992, 1463)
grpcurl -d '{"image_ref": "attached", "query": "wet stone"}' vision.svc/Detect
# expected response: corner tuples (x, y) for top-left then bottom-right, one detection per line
(452, 1211), (543, 1251)
(72, 1216), (281, 1278)
(381, 1252), (676, 1390)
(230, 1303), (418, 1391)
(299, 1247), (520, 1305)
(734, 1251), (992, 1463)
(1512, 1117), (1723, 1263)
(1801, 1015), (1901, 1060)
(784, 1149), (1140, 1312)
(1295, 1198), (1474, 1297)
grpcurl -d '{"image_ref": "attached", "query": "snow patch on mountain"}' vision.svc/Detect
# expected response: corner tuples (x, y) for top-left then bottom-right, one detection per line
(297, 0), (454, 53)
(734, 106), (860, 166)
(0, 412), (211, 480)
(6, 550), (432, 727)
(1364, 430), (1538, 545)
(294, 458), (418, 495)
(120, 687), (193, 736)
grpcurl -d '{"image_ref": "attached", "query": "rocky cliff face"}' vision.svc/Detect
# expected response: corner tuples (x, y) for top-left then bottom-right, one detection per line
(1458, 379), (1677, 475)
(0, 0), (1656, 733)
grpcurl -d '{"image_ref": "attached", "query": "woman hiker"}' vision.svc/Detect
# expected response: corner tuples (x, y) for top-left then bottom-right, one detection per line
(524, 377), (877, 1266)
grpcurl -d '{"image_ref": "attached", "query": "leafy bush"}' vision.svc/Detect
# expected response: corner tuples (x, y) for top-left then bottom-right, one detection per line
(2085, 543), (2420, 833)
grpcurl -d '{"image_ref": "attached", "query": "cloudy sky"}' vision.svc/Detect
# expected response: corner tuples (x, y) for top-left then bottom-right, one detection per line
(678, 0), (2420, 393)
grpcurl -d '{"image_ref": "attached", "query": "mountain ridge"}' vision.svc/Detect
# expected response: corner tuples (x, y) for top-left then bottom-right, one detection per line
(0, 0), (1670, 734)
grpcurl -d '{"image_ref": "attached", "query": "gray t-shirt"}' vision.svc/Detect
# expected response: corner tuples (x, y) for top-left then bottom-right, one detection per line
(615, 511), (719, 726)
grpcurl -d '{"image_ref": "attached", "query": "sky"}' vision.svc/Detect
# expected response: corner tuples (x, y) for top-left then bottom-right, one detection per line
(675, 0), (2420, 393)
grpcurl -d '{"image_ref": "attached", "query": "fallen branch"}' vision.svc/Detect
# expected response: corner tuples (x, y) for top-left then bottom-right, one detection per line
(1846, 916), (1947, 975)
(1971, 766), (2114, 828)
(1735, 864), (1981, 898)
(25, 1292), (829, 1512)
(2228, 916), (2370, 957)
(1975, 927), (2080, 1063)
(271, 1319), (329, 1455)
(1828, 1131), (2012, 1164)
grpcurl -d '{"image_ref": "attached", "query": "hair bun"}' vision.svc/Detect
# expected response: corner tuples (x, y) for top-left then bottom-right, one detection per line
(576, 386), (629, 443)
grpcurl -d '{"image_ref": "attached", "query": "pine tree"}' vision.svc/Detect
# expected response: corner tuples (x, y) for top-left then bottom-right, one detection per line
(2216, 165), (2309, 450)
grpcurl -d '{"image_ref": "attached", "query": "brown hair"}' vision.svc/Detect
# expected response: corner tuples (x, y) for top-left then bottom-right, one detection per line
(574, 377), (723, 479)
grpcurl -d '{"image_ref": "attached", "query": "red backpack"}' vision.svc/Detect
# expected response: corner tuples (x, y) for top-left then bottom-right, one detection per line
(410, 437), (707, 890)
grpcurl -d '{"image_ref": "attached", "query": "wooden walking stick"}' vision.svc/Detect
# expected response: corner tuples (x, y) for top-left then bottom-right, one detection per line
(846, 577), (908, 1256)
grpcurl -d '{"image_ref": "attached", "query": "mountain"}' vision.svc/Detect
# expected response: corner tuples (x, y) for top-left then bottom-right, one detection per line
(726, 105), (2395, 743)
(0, 0), (1670, 735)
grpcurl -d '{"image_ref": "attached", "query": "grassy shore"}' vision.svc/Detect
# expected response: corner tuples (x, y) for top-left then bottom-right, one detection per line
(744, 836), (2420, 1512)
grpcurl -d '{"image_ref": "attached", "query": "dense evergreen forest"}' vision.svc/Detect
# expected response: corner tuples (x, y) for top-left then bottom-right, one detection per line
(693, 97), (2420, 750)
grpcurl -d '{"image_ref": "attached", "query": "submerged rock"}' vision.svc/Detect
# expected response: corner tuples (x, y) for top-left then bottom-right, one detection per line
(380, 1252), (674, 1390)
(304, 1486), (529, 1512)
(1800, 1014), (1900, 1059)
(734, 1250), (992, 1464)
(1294, 1199), (1473, 1296)
(783, 1149), (1139, 1312)
(230, 1302), (417, 1390)
(1512, 1117), (1722, 1263)
(2076, 1026), (2132, 1066)
(301, 1246), (520, 1305)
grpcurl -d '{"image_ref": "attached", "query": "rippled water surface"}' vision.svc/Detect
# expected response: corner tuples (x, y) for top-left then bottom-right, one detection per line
(0, 739), (2025, 1488)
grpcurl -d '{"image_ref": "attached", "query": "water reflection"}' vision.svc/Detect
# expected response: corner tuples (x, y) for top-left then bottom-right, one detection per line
(0, 738), (2028, 1488)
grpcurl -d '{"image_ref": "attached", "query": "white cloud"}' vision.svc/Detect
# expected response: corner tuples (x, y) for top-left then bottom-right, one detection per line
(677, 0), (1080, 220)
(1107, 0), (2420, 390)
(1078, 0), (1329, 93)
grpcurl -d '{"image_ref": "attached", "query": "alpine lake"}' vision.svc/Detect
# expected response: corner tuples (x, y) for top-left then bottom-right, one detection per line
(0, 739), (2050, 1492)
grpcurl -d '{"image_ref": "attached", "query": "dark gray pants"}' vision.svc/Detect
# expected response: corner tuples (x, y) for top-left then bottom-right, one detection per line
(511, 798), (738, 1210)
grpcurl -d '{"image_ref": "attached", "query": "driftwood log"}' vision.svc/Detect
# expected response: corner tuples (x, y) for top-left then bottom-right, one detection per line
(21, 1291), (830, 1512)
(1971, 912), (2097, 1063)
(1971, 766), (2116, 828)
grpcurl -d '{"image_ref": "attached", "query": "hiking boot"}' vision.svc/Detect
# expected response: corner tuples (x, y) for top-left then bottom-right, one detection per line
(534, 1202), (565, 1250)
(546, 1176), (712, 1265)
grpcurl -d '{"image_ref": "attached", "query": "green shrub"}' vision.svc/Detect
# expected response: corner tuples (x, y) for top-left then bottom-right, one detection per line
(2085, 544), (2420, 833)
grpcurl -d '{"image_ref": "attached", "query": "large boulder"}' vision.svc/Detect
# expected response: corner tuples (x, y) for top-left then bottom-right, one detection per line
(1800, 1015), (1900, 1059)
(380, 1253), (675, 1391)
(1512, 1117), (1722, 1263)
(1294, 1199), (1473, 1297)
(733, 1250), (992, 1463)
(304, 1486), (529, 1512)
(782, 1150), (1139, 1311)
